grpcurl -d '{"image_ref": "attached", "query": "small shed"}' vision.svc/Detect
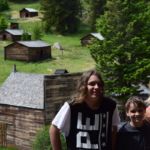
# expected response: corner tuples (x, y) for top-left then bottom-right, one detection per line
(0, 71), (81, 149)
(10, 22), (19, 29)
(80, 32), (104, 46)
(20, 8), (38, 18)
(0, 29), (23, 41)
(4, 40), (51, 61)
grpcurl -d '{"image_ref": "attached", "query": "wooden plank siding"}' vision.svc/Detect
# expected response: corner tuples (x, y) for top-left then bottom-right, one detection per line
(44, 72), (82, 124)
(0, 72), (82, 149)
(4, 42), (51, 61)
(5, 44), (29, 61)
(0, 105), (45, 150)
(0, 32), (12, 41)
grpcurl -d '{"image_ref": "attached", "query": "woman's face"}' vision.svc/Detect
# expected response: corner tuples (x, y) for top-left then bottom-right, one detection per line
(86, 74), (103, 103)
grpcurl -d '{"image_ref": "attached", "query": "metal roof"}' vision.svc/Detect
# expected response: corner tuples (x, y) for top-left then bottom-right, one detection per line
(17, 40), (50, 48)
(24, 8), (38, 12)
(91, 33), (104, 40)
(0, 72), (45, 109)
(5, 29), (23, 35)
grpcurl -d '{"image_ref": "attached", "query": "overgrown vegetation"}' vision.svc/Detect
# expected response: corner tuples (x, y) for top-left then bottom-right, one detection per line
(0, 0), (9, 12)
(90, 0), (150, 100)
(32, 126), (67, 150)
(0, 16), (8, 30)
(40, 0), (81, 34)
(0, 147), (17, 150)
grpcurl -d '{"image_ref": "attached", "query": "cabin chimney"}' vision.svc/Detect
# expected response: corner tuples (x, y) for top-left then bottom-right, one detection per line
(13, 64), (17, 72)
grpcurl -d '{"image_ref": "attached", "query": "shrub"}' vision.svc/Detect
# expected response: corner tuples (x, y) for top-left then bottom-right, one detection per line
(32, 125), (67, 150)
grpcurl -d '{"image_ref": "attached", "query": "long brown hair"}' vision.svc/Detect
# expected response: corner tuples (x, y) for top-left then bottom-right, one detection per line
(73, 69), (104, 103)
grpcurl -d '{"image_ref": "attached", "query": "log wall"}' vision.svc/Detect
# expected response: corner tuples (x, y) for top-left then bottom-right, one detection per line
(44, 72), (82, 124)
(5, 44), (29, 61)
(0, 105), (45, 150)
(5, 44), (51, 61)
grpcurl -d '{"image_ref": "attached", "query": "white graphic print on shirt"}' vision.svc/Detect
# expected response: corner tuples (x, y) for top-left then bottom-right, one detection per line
(76, 112), (109, 149)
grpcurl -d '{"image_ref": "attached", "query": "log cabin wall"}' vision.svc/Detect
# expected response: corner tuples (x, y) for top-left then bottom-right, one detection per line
(0, 32), (12, 41)
(0, 104), (45, 150)
(44, 72), (82, 124)
(28, 47), (51, 61)
(5, 43), (29, 61)
(5, 43), (51, 61)
(20, 10), (38, 18)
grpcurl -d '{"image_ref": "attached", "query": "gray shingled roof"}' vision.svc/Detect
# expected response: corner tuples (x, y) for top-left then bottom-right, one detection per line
(5, 29), (23, 35)
(0, 72), (45, 109)
(24, 8), (38, 12)
(17, 40), (50, 48)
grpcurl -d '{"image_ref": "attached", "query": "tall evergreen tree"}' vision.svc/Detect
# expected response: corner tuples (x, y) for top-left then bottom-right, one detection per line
(90, 0), (150, 99)
(0, 0), (9, 12)
(81, 0), (106, 31)
(90, 0), (106, 31)
(41, 0), (80, 34)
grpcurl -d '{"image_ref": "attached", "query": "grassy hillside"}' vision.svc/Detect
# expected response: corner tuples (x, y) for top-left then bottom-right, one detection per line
(0, 1), (95, 85)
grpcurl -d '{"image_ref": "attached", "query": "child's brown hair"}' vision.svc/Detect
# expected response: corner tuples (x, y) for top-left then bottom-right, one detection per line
(125, 96), (146, 112)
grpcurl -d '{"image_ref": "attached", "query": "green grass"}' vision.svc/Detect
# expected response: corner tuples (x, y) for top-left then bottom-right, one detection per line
(0, 33), (95, 85)
(0, 1), (95, 86)
(8, 1), (41, 11)
(0, 147), (17, 150)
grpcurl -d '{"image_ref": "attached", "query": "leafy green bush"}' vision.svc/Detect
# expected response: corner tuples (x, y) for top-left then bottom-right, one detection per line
(0, 16), (8, 30)
(32, 126), (67, 150)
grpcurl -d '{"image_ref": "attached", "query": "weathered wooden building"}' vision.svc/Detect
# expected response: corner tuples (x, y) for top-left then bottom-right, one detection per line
(0, 71), (82, 150)
(0, 29), (23, 41)
(10, 22), (19, 29)
(4, 40), (51, 61)
(80, 33), (104, 46)
(20, 8), (38, 18)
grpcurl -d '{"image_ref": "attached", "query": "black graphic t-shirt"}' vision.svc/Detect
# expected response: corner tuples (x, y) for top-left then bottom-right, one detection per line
(66, 97), (116, 150)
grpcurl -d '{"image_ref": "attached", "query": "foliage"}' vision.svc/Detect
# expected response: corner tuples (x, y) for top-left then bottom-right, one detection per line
(32, 23), (43, 40)
(0, 146), (17, 150)
(40, 0), (81, 34)
(21, 31), (31, 40)
(81, 0), (106, 31)
(0, 0), (9, 12)
(32, 126), (67, 150)
(90, 0), (150, 100)
(0, 16), (8, 30)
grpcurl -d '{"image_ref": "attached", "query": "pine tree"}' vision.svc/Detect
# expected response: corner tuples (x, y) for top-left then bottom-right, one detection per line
(40, 0), (80, 34)
(81, 0), (106, 31)
(90, 0), (106, 31)
(0, 0), (9, 12)
(90, 0), (150, 99)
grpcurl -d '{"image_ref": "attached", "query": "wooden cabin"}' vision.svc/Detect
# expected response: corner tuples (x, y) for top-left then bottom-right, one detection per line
(10, 22), (19, 29)
(80, 33), (104, 46)
(0, 71), (81, 150)
(4, 40), (51, 61)
(0, 29), (23, 41)
(20, 8), (38, 18)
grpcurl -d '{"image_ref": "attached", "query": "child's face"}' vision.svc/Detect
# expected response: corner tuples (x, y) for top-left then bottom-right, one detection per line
(126, 103), (146, 127)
